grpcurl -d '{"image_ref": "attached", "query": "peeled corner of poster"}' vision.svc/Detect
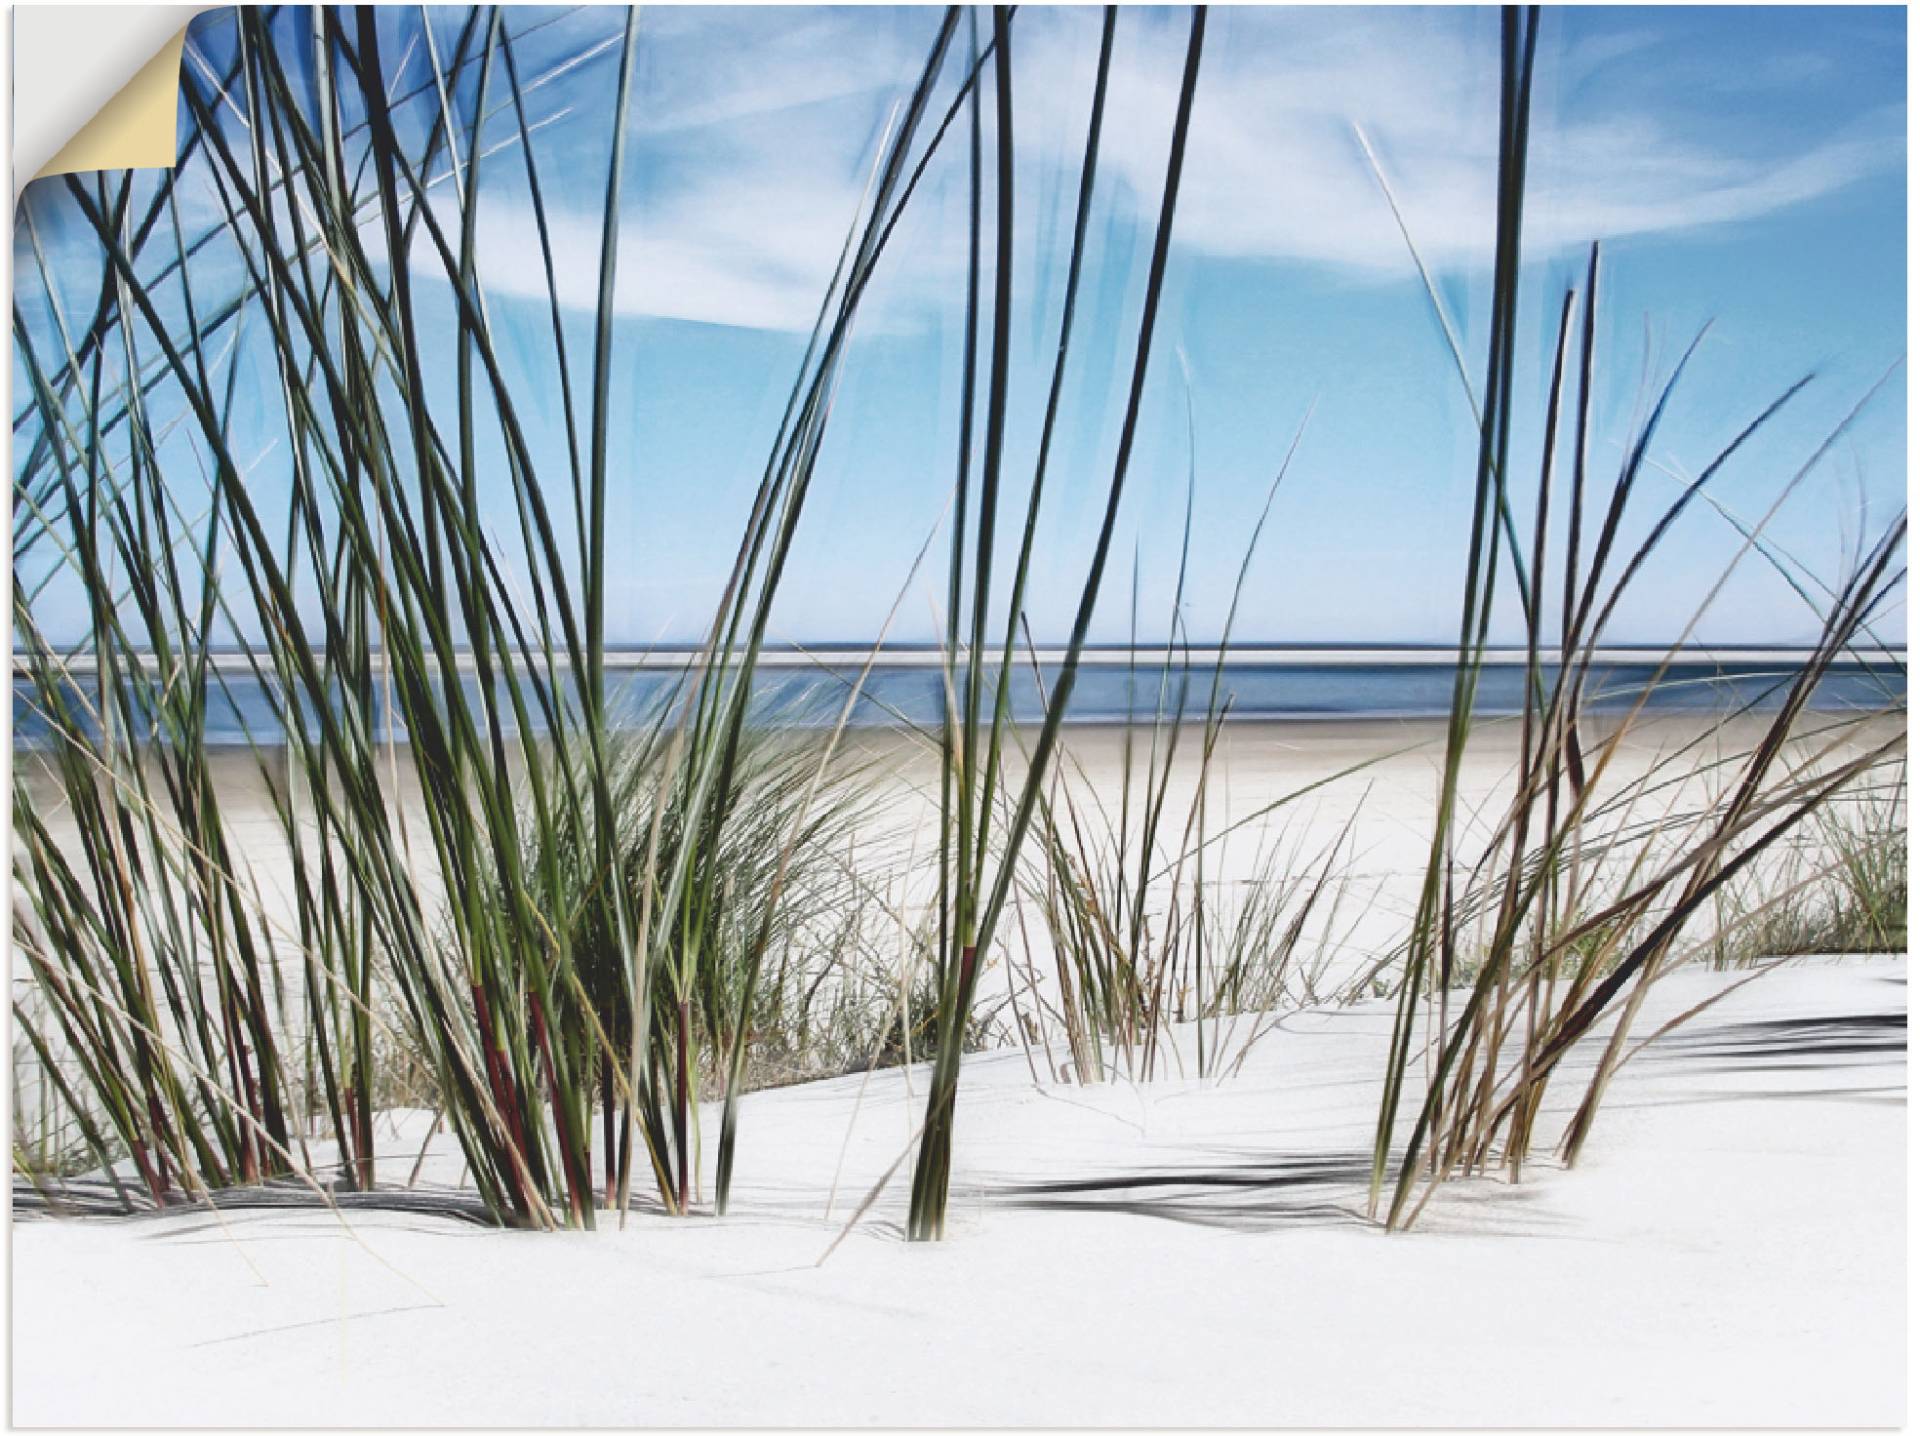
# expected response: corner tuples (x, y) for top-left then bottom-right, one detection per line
(14, 7), (208, 199)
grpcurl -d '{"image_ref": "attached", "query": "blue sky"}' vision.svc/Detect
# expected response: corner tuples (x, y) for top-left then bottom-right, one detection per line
(14, 4), (1908, 649)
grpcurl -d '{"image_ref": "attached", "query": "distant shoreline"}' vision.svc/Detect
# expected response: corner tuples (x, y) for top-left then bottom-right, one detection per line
(15, 649), (1903, 751)
(15, 644), (1908, 675)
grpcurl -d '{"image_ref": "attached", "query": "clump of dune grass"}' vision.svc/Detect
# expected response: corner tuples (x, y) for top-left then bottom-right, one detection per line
(465, 690), (887, 1202)
(1365, 3), (1907, 1231)
(1708, 762), (1907, 966)
(1018, 442), (1363, 1085)
(1806, 771), (1907, 952)
(12, 315), (313, 1206)
(11, 4), (999, 1228)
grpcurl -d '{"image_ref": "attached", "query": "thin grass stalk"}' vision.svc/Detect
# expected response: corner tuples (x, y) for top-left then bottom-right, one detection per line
(1370, 4), (1539, 1220)
(908, 6), (1207, 1241)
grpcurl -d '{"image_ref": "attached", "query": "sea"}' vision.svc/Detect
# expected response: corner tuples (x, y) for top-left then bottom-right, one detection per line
(11, 647), (1906, 749)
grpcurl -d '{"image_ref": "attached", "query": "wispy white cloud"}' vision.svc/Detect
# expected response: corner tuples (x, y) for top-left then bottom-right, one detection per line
(442, 7), (936, 330)
(454, 5), (1904, 329)
(458, 172), (884, 331)
(1061, 7), (1901, 273)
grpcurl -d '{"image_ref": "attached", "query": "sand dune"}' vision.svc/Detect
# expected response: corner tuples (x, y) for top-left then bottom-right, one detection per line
(12, 712), (1904, 1425)
(11, 955), (1904, 1426)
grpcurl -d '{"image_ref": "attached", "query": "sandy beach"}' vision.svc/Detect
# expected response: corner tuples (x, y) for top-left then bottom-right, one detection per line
(19, 709), (1895, 990)
(11, 954), (1905, 1425)
(12, 712), (1906, 1424)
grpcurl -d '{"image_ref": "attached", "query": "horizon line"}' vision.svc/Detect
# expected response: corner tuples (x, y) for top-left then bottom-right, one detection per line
(17, 642), (1909, 676)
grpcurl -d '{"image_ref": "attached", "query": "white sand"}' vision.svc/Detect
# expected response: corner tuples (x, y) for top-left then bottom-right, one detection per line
(15, 712), (1895, 1013)
(841, 711), (1902, 1009)
(11, 955), (1905, 1427)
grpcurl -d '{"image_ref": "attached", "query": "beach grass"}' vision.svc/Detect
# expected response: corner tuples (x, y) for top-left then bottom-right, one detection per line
(10, 2), (1906, 1249)
(903, 4), (1212, 1241)
(13, 4), (1006, 1228)
(1361, 7), (1907, 1229)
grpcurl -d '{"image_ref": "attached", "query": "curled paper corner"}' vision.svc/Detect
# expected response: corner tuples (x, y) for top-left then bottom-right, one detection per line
(13, 7), (208, 198)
